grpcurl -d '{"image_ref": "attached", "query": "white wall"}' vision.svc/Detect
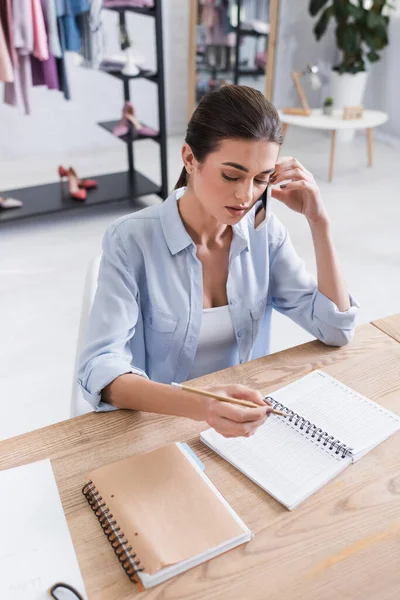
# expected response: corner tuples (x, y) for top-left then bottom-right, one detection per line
(364, 16), (400, 140)
(0, 1), (190, 165)
(273, 0), (336, 110)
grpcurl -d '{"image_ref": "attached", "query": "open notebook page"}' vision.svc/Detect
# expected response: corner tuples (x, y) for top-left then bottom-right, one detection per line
(201, 416), (351, 510)
(269, 371), (400, 460)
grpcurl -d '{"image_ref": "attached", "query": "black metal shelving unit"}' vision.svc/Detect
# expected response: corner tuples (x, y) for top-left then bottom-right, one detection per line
(195, 0), (268, 103)
(233, 0), (268, 84)
(0, 1), (168, 224)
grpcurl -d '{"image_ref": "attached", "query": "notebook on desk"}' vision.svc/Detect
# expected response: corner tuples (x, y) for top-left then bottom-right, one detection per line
(201, 370), (400, 510)
(82, 442), (251, 590)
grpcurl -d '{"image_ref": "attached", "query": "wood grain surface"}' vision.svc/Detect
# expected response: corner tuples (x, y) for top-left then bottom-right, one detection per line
(1, 323), (400, 600)
(372, 313), (400, 344)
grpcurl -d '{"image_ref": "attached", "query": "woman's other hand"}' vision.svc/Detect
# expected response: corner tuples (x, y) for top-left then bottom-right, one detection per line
(270, 156), (328, 225)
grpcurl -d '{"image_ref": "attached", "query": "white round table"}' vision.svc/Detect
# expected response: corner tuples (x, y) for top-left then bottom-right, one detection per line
(278, 109), (388, 182)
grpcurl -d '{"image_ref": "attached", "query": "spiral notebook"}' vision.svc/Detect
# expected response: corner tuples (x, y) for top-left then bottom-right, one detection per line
(82, 442), (251, 590)
(201, 370), (400, 510)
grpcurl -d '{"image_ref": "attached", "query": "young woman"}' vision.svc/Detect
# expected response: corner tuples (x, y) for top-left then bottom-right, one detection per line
(78, 85), (358, 438)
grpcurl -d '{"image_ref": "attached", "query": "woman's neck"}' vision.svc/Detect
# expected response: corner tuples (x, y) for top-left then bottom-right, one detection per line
(178, 188), (231, 248)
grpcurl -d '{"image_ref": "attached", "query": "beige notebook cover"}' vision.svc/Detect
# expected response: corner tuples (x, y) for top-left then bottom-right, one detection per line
(83, 443), (251, 589)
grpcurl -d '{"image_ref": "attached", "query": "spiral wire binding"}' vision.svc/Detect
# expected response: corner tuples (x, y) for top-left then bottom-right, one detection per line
(82, 481), (144, 582)
(265, 396), (354, 459)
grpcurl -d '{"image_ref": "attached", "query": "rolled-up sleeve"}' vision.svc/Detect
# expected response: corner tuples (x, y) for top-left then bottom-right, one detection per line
(77, 224), (148, 412)
(269, 225), (360, 347)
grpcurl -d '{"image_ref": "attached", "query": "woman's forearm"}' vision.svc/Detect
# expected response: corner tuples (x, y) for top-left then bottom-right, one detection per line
(309, 217), (350, 312)
(102, 374), (207, 420)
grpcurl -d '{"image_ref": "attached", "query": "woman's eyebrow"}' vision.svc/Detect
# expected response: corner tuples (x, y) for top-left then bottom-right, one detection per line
(221, 161), (274, 175)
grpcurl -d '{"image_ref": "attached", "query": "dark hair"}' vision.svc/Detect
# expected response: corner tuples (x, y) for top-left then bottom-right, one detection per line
(175, 85), (283, 189)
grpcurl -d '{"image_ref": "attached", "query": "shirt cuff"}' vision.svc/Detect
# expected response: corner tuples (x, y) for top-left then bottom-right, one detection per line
(314, 291), (360, 328)
(78, 358), (149, 412)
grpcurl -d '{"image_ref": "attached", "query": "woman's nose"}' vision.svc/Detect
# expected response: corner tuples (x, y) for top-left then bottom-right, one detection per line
(235, 180), (253, 204)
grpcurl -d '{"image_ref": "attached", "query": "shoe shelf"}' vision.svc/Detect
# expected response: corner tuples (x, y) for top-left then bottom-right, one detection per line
(105, 6), (155, 17)
(0, 1), (167, 224)
(98, 120), (161, 143)
(0, 172), (161, 223)
(236, 28), (268, 38)
(101, 68), (158, 83)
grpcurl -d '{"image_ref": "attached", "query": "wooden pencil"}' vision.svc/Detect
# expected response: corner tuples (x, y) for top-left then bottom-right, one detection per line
(171, 382), (287, 416)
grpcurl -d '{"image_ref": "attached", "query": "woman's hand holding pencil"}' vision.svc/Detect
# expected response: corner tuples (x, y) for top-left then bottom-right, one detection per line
(172, 382), (286, 439)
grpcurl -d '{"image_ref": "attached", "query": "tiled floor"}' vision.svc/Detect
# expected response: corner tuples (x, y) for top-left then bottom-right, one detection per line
(1, 128), (399, 440)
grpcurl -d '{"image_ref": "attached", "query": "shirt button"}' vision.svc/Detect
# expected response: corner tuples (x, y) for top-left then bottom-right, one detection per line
(240, 359), (244, 364)
(230, 299), (236, 305)
(237, 330), (243, 338)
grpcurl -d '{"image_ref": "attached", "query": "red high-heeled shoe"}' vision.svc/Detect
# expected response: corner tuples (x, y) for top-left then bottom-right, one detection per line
(59, 167), (86, 201)
(58, 166), (97, 190)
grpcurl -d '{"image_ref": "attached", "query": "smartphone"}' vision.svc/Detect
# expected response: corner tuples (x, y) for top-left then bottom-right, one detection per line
(261, 184), (272, 221)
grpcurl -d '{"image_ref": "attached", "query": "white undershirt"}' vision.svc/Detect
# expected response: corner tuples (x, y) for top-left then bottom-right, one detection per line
(187, 305), (239, 380)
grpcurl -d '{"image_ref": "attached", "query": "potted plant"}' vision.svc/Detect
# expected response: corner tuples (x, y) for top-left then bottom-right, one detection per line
(323, 96), (334, 115)
(309, 1), (392, 111)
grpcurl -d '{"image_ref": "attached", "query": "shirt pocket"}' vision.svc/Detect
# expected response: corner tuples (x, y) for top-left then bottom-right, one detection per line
(250, 295), (268, 345)
(144, 303), (178, 362)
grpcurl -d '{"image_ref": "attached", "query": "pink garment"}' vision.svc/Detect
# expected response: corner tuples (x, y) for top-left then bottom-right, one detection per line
(4, 0), (34, 113)
(31, 0), (49, 61)
(3, 0), (18, 65)
(0, 18), (13, 82)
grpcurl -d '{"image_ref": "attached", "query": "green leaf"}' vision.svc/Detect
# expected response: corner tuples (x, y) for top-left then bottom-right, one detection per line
(313, 6), (334, 40)
(367, 50), (381, 62)
(309, 0), (330, 18)
(337, 24), (362, 54)
(364, 25), (389, 50)
(366, 11), (386, 29)
(346, 4), (364, 19)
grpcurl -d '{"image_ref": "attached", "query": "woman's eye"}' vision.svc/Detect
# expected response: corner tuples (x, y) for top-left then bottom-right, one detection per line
(222, 173), (239, 182)
(255, 179), (269, 185)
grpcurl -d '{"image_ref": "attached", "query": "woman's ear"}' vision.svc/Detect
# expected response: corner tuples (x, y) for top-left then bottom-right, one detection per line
(181, 143), (196, 175)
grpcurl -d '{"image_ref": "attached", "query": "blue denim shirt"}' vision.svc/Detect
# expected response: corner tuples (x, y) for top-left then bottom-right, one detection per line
(78, 187), (359, 411)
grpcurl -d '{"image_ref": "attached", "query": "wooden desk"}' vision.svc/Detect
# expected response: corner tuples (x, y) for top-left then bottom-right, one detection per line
(372, 313), (400, 344)
(1, 323), (400, 600)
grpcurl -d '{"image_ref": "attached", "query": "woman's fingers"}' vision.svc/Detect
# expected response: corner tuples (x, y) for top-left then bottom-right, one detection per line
(272, 157), (311, 181)
(271, 167), (312, 185)
(215, 412), (268, 438)
(215, 400), (268, 423)
(224, 384), (266, 407)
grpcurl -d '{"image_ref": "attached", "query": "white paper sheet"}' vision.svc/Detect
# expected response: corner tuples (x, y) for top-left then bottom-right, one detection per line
(0, 459), (87, 600)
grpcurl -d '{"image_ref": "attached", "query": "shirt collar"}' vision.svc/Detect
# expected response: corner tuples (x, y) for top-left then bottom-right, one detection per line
(159, 187), (195, 255)
(159, 187), (250, 255)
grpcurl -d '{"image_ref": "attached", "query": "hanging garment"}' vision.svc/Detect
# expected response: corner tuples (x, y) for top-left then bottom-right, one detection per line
(0, 17), (13, 82)
(32, 0), (49, 60)
(79, 0), (104, 69)
(31, 0), (60, 91)
(56, 0), (89, 53)
(4, 0), (33, 113)
(43, 0), (62, 58)
(1, 0), (18, 65)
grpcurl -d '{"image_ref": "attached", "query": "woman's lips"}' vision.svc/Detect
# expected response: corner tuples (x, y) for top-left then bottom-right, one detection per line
(226, 206), (247, 217)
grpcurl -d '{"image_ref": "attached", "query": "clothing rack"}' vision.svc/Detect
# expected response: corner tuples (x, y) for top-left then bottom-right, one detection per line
(0, 2), (168, 224)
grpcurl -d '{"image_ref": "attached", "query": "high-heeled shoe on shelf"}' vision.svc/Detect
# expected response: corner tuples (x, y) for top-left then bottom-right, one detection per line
(112, 101), (158, 138)
(58, 166), (97, 189)
(58, 167), (86, 201)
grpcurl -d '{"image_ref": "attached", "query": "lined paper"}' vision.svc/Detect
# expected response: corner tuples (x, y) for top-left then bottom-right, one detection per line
(201, 417), (350, 510)
(271, 371), (400, 457)
(201, 370), (400, 509)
